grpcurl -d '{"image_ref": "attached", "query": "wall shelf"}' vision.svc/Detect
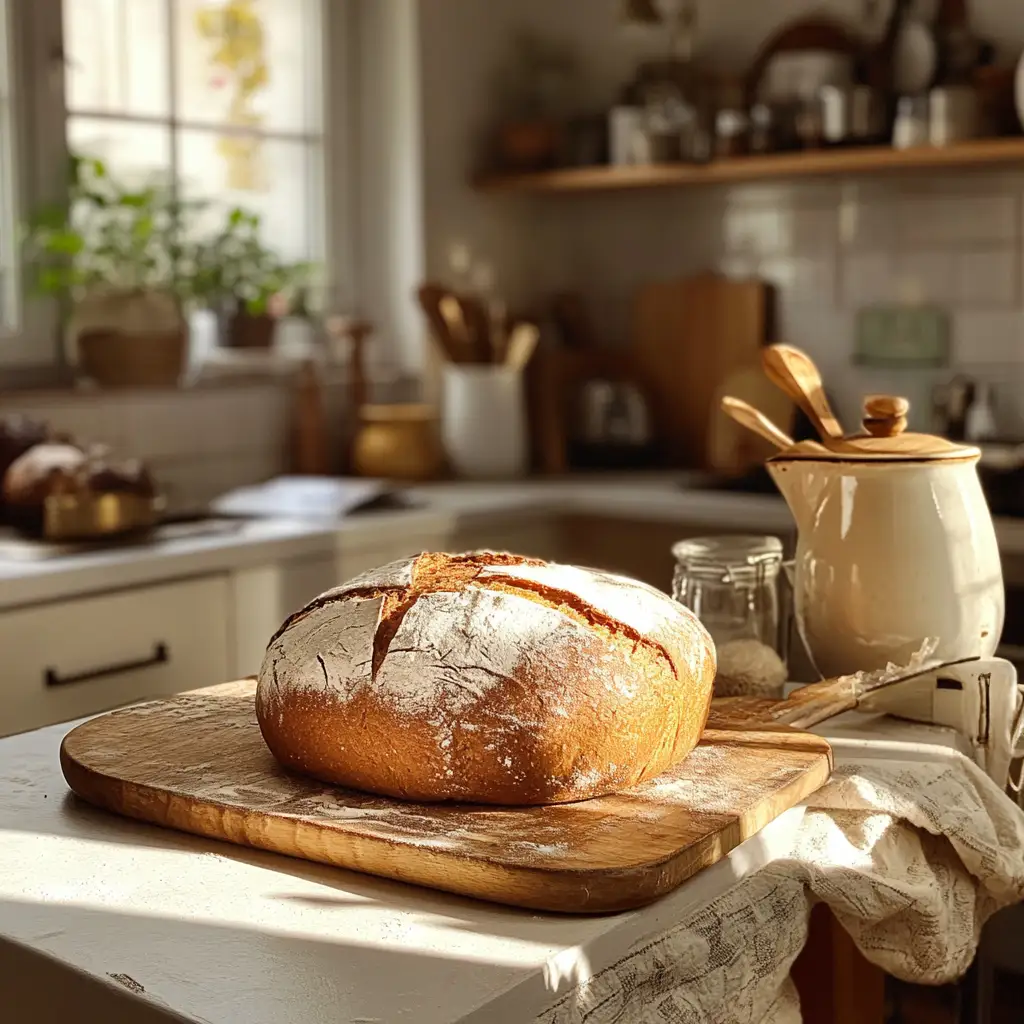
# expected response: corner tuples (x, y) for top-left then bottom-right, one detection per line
(474, 136), (1024, 195)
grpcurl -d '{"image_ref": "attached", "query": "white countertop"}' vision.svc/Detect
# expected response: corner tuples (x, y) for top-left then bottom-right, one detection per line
(0, 707), (971, 1024)
(0, 472), (1022, 612)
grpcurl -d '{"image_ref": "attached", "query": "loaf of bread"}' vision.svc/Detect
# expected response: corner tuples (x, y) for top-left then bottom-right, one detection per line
(0, 415), (49, 495)
(256, 551), (716, 805)
(3, 443), (156, 509)
(3, 444), (87, 507)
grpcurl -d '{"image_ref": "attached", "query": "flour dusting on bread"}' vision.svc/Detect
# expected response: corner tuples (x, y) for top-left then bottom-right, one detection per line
(256, 551), (716, 806)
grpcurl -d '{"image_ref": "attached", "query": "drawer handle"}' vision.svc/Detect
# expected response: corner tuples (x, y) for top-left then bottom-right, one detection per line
(44, 643), (170, 688)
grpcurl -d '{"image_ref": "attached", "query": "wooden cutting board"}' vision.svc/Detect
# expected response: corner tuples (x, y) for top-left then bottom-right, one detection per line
(60, 680), (830, 914)
(633, 271), (770, 467)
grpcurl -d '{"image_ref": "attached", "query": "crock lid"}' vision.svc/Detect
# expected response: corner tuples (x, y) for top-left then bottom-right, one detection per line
(770, 395), (980, 463)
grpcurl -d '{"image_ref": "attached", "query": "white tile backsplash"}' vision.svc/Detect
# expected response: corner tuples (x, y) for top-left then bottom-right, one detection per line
(545, 166), (1024, 427)
(723, 204), (791, 256)
(840, 252), (895, 307)
(952, 310), (1024, 365)
(955, 248), (1020, 308)
(838, 194), (897, 250)
(760, 255), (836, 304)
(896, 193), (1020, 246)
(704, 171), (1024, 424)
(892, 251), (956, 306)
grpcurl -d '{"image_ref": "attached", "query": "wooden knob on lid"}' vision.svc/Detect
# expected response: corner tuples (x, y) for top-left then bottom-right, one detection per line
(862, 395), (910, 438)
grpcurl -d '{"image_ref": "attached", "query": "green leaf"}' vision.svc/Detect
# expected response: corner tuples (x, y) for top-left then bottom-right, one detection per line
(132, 215), (154, 240)
(47, 230), (85, 255)
(37, 266), (71, 295)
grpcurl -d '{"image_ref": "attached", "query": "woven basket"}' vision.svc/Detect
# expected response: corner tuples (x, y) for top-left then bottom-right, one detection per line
(77, 329), (188, 389)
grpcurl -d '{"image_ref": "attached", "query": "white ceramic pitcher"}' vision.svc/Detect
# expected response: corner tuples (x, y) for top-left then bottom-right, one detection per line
(767, 397), (1004, 679)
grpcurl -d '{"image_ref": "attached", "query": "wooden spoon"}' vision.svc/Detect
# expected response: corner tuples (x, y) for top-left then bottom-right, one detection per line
(505, 322), (540, 372)
(762, 344), (844, 443)
(416, 284), (462, 363)
(439, 294), (473, 356)
(721, 396), (794, 451)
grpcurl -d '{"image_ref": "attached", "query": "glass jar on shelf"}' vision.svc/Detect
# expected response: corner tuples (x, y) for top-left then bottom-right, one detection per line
(672, 535), (787, 699)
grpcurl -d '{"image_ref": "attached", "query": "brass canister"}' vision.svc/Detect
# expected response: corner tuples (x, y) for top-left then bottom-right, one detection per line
(351, 404), (444, 481)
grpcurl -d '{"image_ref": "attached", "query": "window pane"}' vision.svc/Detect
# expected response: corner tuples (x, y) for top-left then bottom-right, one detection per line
(177, 128), (315, 259)
(0, 0), (17, 333)
(64, 0), (169, 117)
(67, 117), (172, 187)
(175, 0), (321, 135)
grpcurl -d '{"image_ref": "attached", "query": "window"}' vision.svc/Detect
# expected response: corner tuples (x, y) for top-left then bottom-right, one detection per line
(0, 0), (354, 373)
(62, 0), (325, 265)
(0, 0), (20, 335)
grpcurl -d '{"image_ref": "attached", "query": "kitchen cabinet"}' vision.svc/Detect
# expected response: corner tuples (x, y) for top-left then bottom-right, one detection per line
(230, 556), (339, 680)
(0, 576), (230, 738)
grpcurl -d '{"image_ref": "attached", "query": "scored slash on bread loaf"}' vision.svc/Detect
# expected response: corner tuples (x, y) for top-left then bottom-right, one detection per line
(257, 552), (717, 806)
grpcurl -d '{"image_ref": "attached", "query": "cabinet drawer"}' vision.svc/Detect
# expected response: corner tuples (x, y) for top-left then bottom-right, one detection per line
(0, 576), (230, 737)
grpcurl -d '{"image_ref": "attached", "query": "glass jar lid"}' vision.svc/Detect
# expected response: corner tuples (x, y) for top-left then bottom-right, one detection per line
(672, 535), (783, 582)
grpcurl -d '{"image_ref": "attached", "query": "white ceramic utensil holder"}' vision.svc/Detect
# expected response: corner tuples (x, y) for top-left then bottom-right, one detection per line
(442, 364), (528, 479)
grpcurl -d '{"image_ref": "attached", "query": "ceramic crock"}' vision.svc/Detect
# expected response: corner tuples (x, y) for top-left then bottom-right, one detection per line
(767, 400), (1004, 679)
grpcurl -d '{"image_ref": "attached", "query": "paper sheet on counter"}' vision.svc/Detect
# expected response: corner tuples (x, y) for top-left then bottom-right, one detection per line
(211, 477), (391, 520)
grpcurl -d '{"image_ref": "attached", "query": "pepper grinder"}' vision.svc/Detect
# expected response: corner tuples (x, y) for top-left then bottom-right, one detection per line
(291, 360), (330, 476)
(327, 316), (374, 471)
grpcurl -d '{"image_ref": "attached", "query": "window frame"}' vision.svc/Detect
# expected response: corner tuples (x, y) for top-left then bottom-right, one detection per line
(1, 0), (353, 378)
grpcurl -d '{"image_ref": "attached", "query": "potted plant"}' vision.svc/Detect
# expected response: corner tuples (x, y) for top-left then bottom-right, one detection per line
(190, 207), (311, 349)
(23, 155), (201, 388)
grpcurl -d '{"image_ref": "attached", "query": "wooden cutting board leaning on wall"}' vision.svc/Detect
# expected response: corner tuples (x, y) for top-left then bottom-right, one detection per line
(633, 271), (771, 467)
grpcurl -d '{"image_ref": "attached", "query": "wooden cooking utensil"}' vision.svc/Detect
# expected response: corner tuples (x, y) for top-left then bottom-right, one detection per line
(487, 298), (509, 363)
(439, 294), (473, 356)
(762, 344), (844, 443)
(416, 284), (463, 363)
(505, 322), (540, 372)
(721, 396), (794, 451)
(459, 294), (494, 364)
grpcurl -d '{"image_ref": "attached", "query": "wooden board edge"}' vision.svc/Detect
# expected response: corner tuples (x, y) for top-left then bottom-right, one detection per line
(60, 734), (832, 915)
(60, 738), (710, 913)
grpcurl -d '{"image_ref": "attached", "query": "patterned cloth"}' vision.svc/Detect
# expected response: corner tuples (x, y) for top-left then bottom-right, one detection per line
(536, 756), (1024, 1024)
